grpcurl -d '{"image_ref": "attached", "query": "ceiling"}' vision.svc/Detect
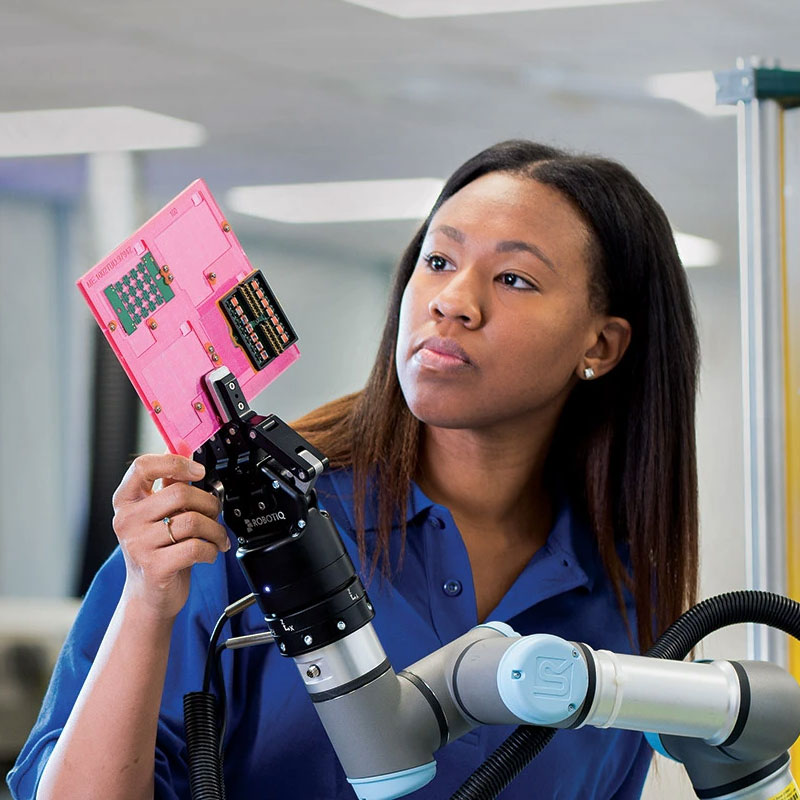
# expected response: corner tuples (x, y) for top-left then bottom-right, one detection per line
(0, 0), (798, 267)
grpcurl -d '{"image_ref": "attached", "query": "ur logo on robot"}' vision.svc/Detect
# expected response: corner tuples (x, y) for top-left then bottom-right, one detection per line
(532, 657), (573, 698)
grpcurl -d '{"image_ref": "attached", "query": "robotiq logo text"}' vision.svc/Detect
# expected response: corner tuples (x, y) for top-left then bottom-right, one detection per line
(245, 511), (287, 533)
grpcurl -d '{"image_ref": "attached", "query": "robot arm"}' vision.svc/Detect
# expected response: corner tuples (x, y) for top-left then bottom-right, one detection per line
(433, 632), (800, 800)
(189, 370), (800, 800)
(324, 624), (800, 800)
(192, 368), (442, 799)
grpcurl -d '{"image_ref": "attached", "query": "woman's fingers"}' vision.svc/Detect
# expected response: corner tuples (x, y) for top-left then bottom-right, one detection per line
(111, 453), (228, 620)
(113, 454), (205, 507)
(111, 455), (228, 554)
(153, 538), (224, 578)
(156, 512), (231, 553)
(113, 481), (229, 557)
(116, 508), (230, 617)
(144, 481), (221, 525)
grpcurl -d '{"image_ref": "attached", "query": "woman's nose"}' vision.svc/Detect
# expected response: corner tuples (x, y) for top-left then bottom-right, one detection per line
(427, 272), (483, 328)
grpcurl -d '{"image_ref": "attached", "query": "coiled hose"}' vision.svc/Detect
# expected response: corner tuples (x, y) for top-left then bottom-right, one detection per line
(449, 726), (556, 800)
(646, 590), (800, 660)
(449, 590), (800, 800)
(184, 691), (227, 800)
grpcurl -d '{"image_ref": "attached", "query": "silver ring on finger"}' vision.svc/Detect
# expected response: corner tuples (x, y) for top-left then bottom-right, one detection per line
(163, 516), (177, 545)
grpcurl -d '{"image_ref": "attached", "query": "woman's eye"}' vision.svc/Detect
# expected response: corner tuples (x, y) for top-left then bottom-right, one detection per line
(499, 272), (536, 290)
(423, 254), (452, 271)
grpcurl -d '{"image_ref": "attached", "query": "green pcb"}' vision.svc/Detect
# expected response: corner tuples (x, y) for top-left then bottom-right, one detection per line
(104, 251), (174, 335)
(141, 252), (175, 302)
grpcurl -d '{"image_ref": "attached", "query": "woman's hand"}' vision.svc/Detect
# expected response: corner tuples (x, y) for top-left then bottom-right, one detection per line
(111, 453), (230, 621)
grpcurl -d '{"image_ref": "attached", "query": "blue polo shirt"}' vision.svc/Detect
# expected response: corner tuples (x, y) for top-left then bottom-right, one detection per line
(8, 468), (651, 799)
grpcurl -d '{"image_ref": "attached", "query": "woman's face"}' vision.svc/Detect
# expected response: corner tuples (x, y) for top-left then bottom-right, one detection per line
(395, 171), (602, 431)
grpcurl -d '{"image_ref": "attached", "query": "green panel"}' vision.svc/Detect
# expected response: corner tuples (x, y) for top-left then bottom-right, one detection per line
(141, 251), (175, 302)
(104, 286), (137, 335)
(142, 252), (159, 277)
(158, 278), (175, 302)
(103, 251), (175, 336)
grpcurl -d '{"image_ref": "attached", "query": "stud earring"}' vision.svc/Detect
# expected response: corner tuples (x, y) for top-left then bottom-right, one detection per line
(583, 367), (595, 380)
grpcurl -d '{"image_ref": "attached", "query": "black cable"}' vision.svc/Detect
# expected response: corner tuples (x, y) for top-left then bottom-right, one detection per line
(449, 727), (556, 800)
(186, 596), (256, 800)
(645, 590), (800, 660)
(449, 590), (800, 800)
(203, 613), (230, 694)
(185, 606), (229, 800)
(184, 691), (227, 800)
(215, 643), (228, 760)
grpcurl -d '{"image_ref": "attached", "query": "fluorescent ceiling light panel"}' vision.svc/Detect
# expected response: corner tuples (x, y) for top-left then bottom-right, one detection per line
(674, 231), (721, 268)
(0, 106), (206, 157)
(341, 0), (660, 17)
(227, 178), (445, 223)
(645, 71), (736, 117)
(229, 179), (721, 266)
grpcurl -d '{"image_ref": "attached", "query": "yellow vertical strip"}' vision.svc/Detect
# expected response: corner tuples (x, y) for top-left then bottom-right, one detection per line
(783, 107), (800, 772)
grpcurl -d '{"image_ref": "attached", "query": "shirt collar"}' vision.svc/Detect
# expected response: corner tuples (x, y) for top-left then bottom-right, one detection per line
(486, 498), (594, 622)
(320, 467), (598, 592)
(322, 468), (434, 533)
(537, 495), (598, 591)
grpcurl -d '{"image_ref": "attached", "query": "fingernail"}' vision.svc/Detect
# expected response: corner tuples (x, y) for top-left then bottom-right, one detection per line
(189, 461), (205, 478)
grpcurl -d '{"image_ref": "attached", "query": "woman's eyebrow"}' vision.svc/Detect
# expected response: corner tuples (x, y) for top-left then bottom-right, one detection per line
(429, 224), (466, 244)
(428, 225), (557, 273)
(496, 240), (557, 273)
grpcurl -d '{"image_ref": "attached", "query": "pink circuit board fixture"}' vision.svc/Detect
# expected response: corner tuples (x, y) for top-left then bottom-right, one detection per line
(77, 179), (300, 456)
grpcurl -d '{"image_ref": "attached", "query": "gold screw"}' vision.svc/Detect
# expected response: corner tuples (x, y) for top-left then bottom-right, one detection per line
(109, 321), (117, 332)
(149, 320), (158, 330)
(209, 272), (217, 281)
(154, 404), (162, 414)
(194, 402), (204, 411)
(212, 354), (220, 362)
(221, 221), (231, 232)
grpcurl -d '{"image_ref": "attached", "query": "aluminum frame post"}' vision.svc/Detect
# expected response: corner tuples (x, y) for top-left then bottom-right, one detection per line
(716, 59), (800, 668)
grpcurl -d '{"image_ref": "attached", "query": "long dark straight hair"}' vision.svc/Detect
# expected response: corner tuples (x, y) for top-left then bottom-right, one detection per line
(293, 140), (699, 652)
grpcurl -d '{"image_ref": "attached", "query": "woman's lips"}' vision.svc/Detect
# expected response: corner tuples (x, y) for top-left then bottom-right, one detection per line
(413, 337), (474, 371)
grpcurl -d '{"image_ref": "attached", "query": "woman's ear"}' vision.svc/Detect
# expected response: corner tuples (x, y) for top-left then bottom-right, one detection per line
(577, 316), (632, 380)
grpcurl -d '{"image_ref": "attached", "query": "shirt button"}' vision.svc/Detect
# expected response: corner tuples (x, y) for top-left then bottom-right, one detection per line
(442, 579), (462, 597)
(427, 516), (445, 529)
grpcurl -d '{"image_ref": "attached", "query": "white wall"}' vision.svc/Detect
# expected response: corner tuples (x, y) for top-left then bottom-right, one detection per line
(691, 265), (749, 659)
(642, 262), (748, 800)
(0, 198), (92, 598)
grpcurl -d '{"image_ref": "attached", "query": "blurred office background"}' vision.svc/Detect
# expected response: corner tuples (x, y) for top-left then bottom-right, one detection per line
(0, 1), (798, 797)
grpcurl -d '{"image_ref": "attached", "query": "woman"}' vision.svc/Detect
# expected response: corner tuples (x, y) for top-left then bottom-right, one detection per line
(8, 140), (698, 799)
